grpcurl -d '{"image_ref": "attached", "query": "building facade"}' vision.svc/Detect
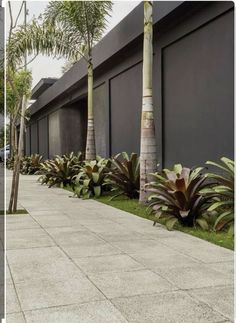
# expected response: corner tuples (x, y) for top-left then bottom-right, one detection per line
(26, 1), (234, 168)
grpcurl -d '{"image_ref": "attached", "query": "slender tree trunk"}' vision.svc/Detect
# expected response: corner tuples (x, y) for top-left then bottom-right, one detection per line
(10, 118), (15, 157)
(10, 118), (17, 157)
(9, 118), (13, 157)
(8, 116), (18, 213)
(12, 95), (26, 212)
(8, 162), (16, 213)
(14, 125), (17, 153)
(139, 1), (157, 203)
(85, 60), (96, 160)
(8, 118), (18, 213)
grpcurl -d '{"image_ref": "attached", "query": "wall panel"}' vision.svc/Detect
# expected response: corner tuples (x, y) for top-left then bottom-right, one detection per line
(25, 126), (31, 156)
(94, 84), (107, 157)
(48, 111), (61, 158)
(60, 100), (87, 155)
(38, 117), (48, 158)
(30, 122), (38, 154)
(162, 10), (234, 167)
(110, 63), (142, 155)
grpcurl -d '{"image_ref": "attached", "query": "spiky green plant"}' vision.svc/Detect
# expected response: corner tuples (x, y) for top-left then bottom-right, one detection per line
(39, 152), (83, 188)
(21, 154), (43, 175)
(147, 164), (211, 230)
(106, 152), (140, 200)
(74, 157), (111, 199)
(200, 157), (234, 233)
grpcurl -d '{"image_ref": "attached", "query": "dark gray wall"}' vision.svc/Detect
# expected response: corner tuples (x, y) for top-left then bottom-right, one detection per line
(38, 117), (48, 158)
(156, 6), (234, 166)
(25, 126), (31, 155)
(162, 9), (234, 167)
(30, 122), (38, 154)
(94, 83), (107, 157)
(60, 99), (87, 155)
(27, 2), (234, 168)
(48, 111), (61, 158)
(110, 63), (142, 155)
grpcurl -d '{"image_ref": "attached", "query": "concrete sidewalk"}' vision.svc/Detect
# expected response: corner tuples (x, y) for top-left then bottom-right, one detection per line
(6, 172), (234, 323)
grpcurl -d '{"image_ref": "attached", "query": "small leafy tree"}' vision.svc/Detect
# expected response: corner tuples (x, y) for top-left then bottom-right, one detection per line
(7, 69), (32, 213)
(7, 1), (32, 213)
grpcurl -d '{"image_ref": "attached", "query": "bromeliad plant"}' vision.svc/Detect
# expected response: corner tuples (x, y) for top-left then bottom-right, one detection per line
(73, 157), (111, 199)
(200, 157), (234, 233)
(106, 152), (140, 200)
(39, 152), (83, 188)
(21, 154), (43, 175)
(147, 164), (211, 230)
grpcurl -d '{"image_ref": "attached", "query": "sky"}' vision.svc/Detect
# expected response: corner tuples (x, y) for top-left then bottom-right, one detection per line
(6, 1), (141, 87)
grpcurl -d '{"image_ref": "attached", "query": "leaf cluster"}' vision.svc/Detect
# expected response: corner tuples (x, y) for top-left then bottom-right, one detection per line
(6, 69), (32, 117)
(21, 154), (43, 175)
(8, 1), (112, 70)
(106, 152), (140, 200)
(38, 152), (83, 188)
(73, 156), (111, 199)
(147, 164), (211, 230)
(200, 157), (234, 234)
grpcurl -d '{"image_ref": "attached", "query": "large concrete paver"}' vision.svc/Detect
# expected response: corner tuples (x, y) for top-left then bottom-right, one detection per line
(14, 274), (105, 311)
(7, 228), (55, 250)
(130, 249), (201, 269)
(44, 227), (104, 246)
(88, 269), (175, 299)
(208, 261), (234, 276)
(6, 312), (26, 323)
(74, 254), (144, 274)
(6, 171), (234, 322)
(6, 284), (21, 314)
(155, 264), (232, 289)
(31, 214), (85, 228)
(61, 241), (122, 258)
(156, 234), (234, 263)
(7, 246), (85, 283)
(112, 290), (228, 323)
(188, 285), (234, 321)
(6, 216), (40, 231)
(24, 300), (129, 323)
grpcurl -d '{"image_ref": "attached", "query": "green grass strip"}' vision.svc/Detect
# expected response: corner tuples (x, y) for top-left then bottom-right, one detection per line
(96, 195), (234, 250)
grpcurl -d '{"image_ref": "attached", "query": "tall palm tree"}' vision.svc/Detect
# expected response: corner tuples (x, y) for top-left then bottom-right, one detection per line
(8, 1), (112, 160)
(139, 1), (157, 203)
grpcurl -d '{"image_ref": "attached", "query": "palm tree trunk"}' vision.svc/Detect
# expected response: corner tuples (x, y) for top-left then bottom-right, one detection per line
(85, 60), (96, 160)
(139, 1), (157, 203)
